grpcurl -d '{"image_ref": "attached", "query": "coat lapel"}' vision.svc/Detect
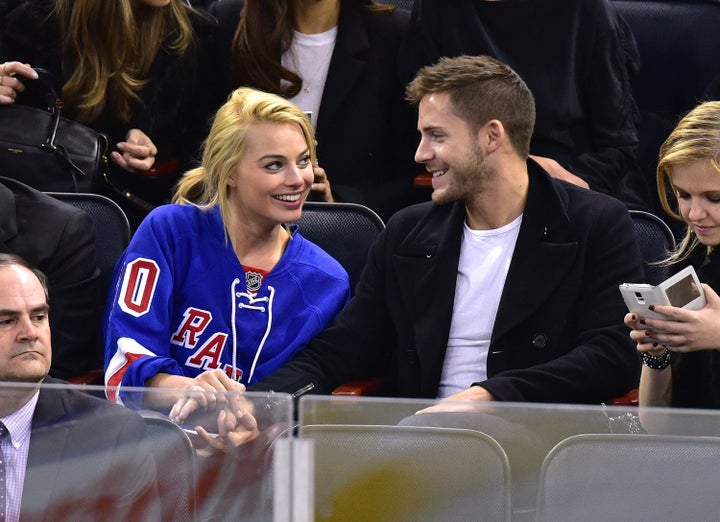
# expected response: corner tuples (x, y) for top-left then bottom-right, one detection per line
(393, 203), (466, 379)
(491, 163), (578, 343)
(388, 163), (578, 392)
(317, 6), (368, 133)
(22, 386), (71, 520)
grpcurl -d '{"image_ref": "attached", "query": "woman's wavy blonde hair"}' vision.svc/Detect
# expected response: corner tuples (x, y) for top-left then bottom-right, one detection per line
(54, 0), (193, 124)
(657, 100), (720, 264)
(172, 87), (316, 233)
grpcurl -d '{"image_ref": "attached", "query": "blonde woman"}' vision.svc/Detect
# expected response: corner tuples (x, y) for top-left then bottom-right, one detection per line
(625, 101), (720, 409)
(0, 0), (219, 226)
(104, 88), (349, 427)
(209, 0), (421, 220)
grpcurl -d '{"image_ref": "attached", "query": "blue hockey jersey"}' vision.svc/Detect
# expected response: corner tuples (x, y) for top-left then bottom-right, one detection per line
(103, 204), (350, 402)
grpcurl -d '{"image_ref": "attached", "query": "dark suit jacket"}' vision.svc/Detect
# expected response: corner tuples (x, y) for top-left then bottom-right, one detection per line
(209, 0), (420, 221)
(0, 177), (101, 379)
(253, 162), (644, 404)
(20, 378), (159, 521)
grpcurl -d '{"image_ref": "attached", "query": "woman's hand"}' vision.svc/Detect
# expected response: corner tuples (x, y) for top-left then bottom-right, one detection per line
(628, 284), (720, 353)
(168, 369), (246, 425)
(111, 128), (158, 173)
(310, 163), (334, 202)
(624, 311), (665, 355)
(0, 61), (38, 105)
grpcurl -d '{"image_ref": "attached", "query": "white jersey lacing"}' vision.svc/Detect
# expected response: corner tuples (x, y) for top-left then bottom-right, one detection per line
(231, 278), (276, 384)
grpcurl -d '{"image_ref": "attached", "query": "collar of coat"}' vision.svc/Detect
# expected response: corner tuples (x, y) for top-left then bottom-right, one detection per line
(392, 159), (579, 347)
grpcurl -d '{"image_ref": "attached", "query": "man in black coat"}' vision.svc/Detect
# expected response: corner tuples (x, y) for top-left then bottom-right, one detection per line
(0, 254), (159, 520)
(253, 55), (644, 406)
(0, 177), (100, 379)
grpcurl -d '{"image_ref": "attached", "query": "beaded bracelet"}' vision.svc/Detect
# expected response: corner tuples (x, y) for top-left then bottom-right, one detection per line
(642, 347), (672, 370)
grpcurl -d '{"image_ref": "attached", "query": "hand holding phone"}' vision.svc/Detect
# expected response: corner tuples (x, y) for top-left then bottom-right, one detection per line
(619, 265), (706, 321)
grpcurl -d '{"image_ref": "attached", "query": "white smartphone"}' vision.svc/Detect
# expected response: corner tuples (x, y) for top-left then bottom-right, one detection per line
(619, 265), (706, 320)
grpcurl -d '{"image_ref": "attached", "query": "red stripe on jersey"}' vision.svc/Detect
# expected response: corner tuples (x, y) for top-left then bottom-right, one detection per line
(107, 352), (148, 403)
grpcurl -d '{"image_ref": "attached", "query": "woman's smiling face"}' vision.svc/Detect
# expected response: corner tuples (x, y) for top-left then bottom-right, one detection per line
(226, 121), (313, 229)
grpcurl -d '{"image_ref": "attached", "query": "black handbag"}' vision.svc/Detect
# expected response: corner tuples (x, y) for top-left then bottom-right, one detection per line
(0, 68), (108, 192)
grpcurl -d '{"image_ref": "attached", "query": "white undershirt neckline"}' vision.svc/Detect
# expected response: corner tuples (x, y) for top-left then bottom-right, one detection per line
(281, 27), (338, 129)
(437, 214), (523, 399)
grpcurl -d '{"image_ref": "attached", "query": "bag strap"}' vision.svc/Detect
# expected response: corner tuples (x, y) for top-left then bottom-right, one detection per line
(16, 69), (150, 208)
(19, 67), (93, 190)
(102, 171), (156, 212)
(28, 67), (64, 110)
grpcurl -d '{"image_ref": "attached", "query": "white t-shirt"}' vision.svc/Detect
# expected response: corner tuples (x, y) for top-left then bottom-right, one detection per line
(281, 27), (338, 129)
(437, 215), (522, 399)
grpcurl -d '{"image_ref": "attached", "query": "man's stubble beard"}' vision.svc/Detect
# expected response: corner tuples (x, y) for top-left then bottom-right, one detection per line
(432, 144), (489, 205)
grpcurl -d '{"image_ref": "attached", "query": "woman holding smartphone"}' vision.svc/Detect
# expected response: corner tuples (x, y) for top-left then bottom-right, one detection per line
(625, 100), (720, 409)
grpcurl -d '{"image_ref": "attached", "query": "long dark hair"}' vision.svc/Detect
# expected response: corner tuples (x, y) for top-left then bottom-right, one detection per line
(230, 0), (395, 96)
(55, 0), (193, 124)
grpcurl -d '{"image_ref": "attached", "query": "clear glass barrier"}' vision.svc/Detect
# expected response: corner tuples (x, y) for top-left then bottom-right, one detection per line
(299, 395), (720, 522)
(0, 381), (291, 522)
(8, 381), (720, 522)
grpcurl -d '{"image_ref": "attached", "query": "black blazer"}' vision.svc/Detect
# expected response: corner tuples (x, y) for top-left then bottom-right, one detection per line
(253, 161), (644, 404)
(0, 177), (101, 379)
(209, 0), (421, 220)
(21, 378), (160, 521)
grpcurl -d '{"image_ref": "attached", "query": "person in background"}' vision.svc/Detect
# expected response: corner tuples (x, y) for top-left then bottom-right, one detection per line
(0, 176), (100, 380)
(0, 0), (218, 229)
(626, 101), (720, 409)
(208, 0), (420, 221)
(104, 87), (350, 431)
(0, 253), (158, 520)
(188, 0), (213, 10)
(399, 0), (650, 210)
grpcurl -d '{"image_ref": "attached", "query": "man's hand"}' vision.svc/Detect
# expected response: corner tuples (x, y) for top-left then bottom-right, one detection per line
(193, 402), (261, 456)
(415, 385), (495, 414)
(530, 155), (590, 189)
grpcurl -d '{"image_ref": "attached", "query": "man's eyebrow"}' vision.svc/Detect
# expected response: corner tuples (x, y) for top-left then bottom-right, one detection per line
(419, 125), (444, 133)
(0, 304), (50, 316)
